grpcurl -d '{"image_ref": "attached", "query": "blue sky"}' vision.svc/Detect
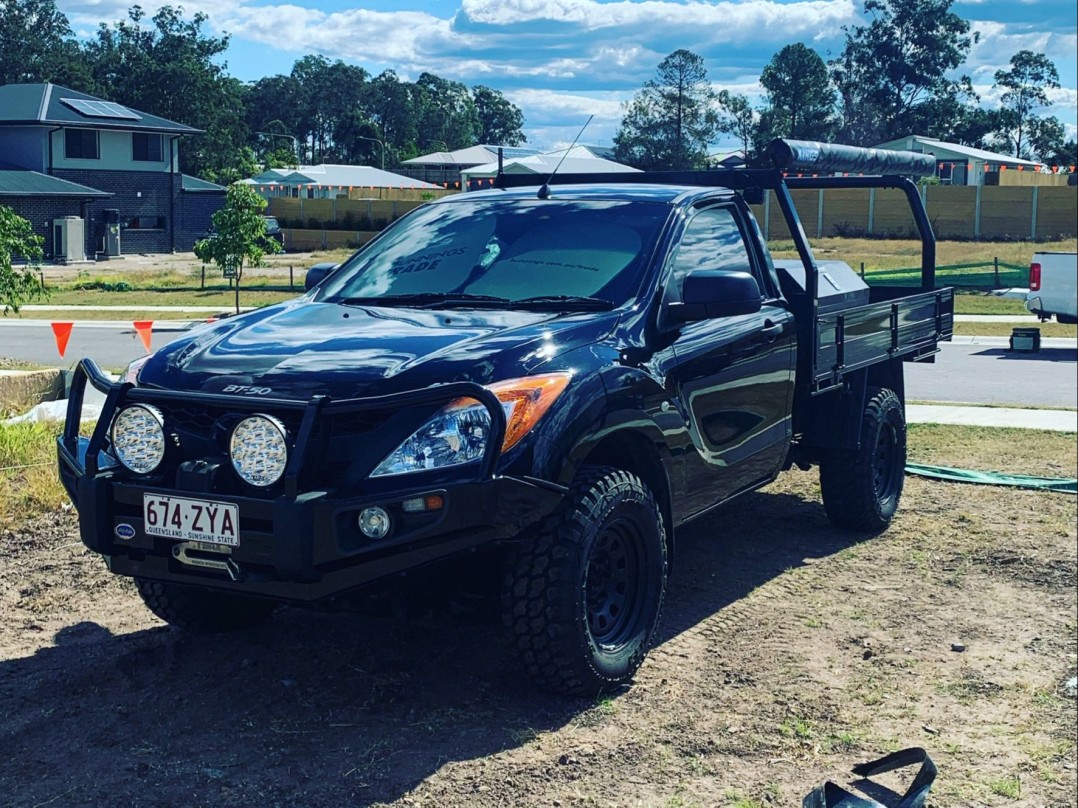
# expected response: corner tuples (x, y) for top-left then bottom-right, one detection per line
(58, 0), (1077, 151)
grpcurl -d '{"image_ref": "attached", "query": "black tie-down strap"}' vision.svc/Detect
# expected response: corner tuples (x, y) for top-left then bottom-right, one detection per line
(803, 748), (937, 808)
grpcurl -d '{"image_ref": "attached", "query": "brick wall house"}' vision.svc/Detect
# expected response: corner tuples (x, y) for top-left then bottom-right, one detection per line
(0, 83), (224, 260)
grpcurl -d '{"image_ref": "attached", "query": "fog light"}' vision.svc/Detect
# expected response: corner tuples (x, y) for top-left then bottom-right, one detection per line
(358, 506), (391, 539)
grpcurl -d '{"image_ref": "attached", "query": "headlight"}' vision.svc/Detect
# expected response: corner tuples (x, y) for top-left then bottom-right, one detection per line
(371, 398), (496, 477)
(230, 415), (289, 487)
(111, 405), (166, 474)
(123, 354), (152, 385)
(371, 373), (571, 477)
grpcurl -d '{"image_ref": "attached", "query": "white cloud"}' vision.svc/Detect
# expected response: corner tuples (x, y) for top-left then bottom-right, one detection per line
(54, 0), (1077, 149)
(966, 21), (1078, 82)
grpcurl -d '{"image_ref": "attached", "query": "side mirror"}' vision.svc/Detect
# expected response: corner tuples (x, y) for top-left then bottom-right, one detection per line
(668, 270), (762, 323)
(304, 262), (339, 291)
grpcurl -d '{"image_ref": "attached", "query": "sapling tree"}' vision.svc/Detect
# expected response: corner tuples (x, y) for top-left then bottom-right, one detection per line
(0, 204), (46, 314)
(194, 183), (282, 314)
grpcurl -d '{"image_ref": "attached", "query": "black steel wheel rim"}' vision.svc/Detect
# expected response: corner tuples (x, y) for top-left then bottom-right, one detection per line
(873, 422), (900, 501)
(585, 516), (646, 648)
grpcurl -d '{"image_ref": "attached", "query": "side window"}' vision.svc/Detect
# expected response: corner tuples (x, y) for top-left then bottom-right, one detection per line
(133, 133), (163, 162)
(64, 129), (99, 160)
(666, 207), (761, 300)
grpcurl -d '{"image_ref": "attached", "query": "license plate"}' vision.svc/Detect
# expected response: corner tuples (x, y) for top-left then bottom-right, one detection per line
(143, 494), (240, 546)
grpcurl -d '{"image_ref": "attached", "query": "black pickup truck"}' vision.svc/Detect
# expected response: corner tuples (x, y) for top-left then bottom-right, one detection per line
(58, 140), (953, 695)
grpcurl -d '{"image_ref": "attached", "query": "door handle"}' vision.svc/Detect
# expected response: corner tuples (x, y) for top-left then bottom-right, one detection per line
(761, 319), (783, 341)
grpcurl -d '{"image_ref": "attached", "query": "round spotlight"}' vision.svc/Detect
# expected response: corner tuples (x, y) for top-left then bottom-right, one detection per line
(358, 506), (391, 540)
(230, 414), (289, 487)
(111, 404), (165, 474)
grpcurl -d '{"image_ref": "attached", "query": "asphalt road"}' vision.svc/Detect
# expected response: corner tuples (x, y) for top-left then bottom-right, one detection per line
(0, 320), (192, 371)
(2, 322), (1076, 409)
(905, 337), (1077, 409)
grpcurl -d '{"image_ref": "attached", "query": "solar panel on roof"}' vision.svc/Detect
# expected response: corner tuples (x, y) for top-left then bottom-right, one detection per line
(499, 147), (539, 158)
(60, 97), (142, 121)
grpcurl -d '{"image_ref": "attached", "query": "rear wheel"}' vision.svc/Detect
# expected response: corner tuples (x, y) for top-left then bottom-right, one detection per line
(819, 386), (906, 532)
(503, 466), (668, 696)
(135, 578), (276, 633)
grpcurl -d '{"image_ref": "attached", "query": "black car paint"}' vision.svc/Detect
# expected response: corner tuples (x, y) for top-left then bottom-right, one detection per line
(63, 184), (804, 599)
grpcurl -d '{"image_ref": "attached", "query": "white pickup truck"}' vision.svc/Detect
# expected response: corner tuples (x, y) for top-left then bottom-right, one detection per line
(1026, 252), (1078, 325)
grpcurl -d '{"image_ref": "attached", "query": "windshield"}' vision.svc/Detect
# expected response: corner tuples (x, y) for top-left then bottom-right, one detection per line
(319, 198), (670, 307)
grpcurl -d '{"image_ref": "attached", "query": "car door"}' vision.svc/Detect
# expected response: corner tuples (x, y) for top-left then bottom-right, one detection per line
(662, 204), (795, 516)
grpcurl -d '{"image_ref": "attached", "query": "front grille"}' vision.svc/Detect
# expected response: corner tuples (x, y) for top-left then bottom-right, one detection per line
(145, 401), (395, 496)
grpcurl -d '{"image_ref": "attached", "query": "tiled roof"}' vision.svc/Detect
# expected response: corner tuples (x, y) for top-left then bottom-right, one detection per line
(0, 169), (112, 197)
(0, 83), (200, 134)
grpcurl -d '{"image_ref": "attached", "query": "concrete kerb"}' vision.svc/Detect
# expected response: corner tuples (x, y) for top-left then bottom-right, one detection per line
(0, 369), (65, 413)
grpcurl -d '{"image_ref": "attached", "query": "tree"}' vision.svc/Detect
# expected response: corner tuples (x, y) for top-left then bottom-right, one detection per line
(472, 86), (526, 145)
(908, 86), (1002, 148)
(758, 44), (837, 143)
(415, 73), (481, 150)
(287, 56), (369, 163)
(994, 51), (1061, 159)
(613, 49), (719, 170)
(1024, 116), (1068, 165)
(365, 70), (422, 159)
(0, 0), (93, 88)
(193, 184), (281, 314)
(831, 0), (977, 145)
(84, 5), (248, 180)
(716, 91), (757, 157)
(0, 205), (45, 314)
(333, 111), (384, 166)
(244, 76), (305, 161)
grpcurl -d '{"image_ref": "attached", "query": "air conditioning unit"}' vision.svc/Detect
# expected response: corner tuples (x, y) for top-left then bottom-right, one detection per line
(52, 216), (86, 263)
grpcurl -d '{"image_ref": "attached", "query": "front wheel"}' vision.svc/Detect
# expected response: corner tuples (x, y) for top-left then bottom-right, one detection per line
(819, 386), (906, 532)
(135, 578), (277, 633)
(503, 466), (668, 696)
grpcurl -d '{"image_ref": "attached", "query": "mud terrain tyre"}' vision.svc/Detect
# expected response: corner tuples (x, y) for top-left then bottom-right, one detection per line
(504, 466), (667, 696)
(135, 578), (276, 633)
(820, 386), (906, 532)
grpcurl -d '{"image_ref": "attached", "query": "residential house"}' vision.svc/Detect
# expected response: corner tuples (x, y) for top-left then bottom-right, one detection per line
(875, 135), (1042, 186)
(0, 82), (224, 261)
(398, 145), (541, 187)
(243, 164), (440, 200)
(459, 146), (641, 189)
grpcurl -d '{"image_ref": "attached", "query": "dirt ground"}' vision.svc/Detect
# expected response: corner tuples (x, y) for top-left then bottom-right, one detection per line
(1, 433), (1075, 807)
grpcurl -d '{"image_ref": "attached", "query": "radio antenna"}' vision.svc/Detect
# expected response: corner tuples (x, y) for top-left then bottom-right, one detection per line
(538, 115), (593, 199)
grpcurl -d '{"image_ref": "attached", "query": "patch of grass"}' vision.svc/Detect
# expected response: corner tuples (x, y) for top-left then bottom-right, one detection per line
(595, 695), (618, 715)
(0, 422), (66, 527)
(779, 717), (815, 741)
(40, 287), (301, 308)
(953, 293), (1031, 316)
(722, 790), (765, 808)
(907, 424), (1078, 478)
(938, 669), (1005, 704)
(12, 309), (218, 321)
(989, 776), (1021, 799)
(770, 237), (1076, 272)
(0, 356), (48, 370)
(953, 321), (1077, 337)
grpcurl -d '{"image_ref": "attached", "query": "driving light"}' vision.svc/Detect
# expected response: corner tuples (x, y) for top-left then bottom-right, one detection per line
(111, 404), (165, 474)
(358, 506), (391, 539)
(370, 373), (571, 477)
(230, 414), (289, 487)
